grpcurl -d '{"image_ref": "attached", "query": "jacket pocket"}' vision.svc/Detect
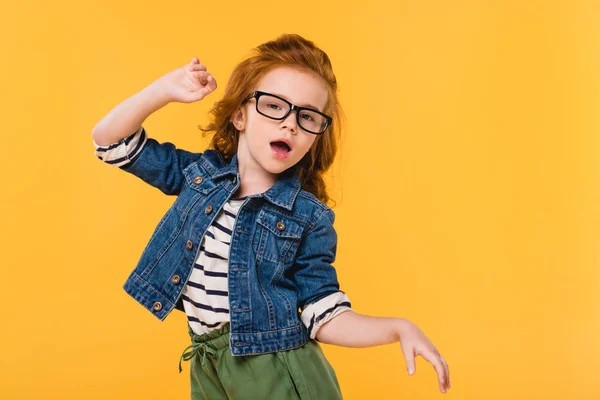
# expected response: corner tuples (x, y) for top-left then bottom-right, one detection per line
(253, 209), (305, 264)
(174, 163), (219, 213)
(182, 162), (218, 195)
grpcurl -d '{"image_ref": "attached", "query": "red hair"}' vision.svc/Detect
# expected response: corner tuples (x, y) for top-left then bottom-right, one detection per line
(198, 33), (345, 207)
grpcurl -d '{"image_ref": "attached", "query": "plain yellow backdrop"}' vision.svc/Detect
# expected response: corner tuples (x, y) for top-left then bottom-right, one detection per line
(1, 0), (599, 398)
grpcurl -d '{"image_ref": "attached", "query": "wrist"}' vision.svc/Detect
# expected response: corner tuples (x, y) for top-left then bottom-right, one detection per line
(146, 79), (173, 107)
(394, 317), (410, 341)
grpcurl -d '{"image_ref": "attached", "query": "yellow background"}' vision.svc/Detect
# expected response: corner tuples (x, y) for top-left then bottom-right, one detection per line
(1, 0), (598, 398)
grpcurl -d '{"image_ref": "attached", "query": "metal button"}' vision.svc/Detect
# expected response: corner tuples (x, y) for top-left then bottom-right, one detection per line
(276, 221), (285, 231)
(232, 176), (237, 184)
(205, 204), (213, 214)
(193, 176), (203, 184)
(152, 301), (163, 312)
(186, 240), (193, 250)
(171, 275), (181, 284)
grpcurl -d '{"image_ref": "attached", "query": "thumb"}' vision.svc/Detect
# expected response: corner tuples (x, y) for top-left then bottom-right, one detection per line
(198, 84), (213, 98)
(189, 57), (199, 65)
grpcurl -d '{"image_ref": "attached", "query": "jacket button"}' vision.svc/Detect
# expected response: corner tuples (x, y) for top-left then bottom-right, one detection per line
(152, 301), (163, 312)
(276, 221), (285, 231)
(171, 274), (181, 284)
(186, 240), (193, 250)
(193, 176), (203, 184)
(232, 176), (237, 184)
(205, 204), (213, 214)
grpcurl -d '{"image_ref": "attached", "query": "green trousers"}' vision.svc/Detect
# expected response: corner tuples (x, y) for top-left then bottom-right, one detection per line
(178, 322), (344, 400)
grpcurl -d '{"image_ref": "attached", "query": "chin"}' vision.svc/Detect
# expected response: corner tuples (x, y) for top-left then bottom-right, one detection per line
(264, 163), (289, 175)
(261, 158), (295, 175)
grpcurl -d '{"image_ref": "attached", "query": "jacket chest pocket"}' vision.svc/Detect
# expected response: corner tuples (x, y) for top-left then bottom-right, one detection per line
(174, 162), (218, 213)
(252, 209), (305, 264)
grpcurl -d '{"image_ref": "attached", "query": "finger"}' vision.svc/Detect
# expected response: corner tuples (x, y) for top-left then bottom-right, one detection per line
(202, 74), (216, 92)
(190, 57), (200, 65)
(200, 76), (216, 95)
(188, 64), (207, 73)
(441, 356), (450, 388)
(421, 351), (448, 392)
(436, 352), (449, 387)
(193, 71), (210, 84)
(434, 348), (450, 389)
(207, 74), (217, 90)
(434, 348), (449, 388)
(199, 85), (214, 98)
(191, 64), (207, 71)
(402, 346), (416, 376)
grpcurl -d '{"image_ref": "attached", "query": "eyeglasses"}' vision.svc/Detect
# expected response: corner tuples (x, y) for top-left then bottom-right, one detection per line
(242, 90), (332, 135)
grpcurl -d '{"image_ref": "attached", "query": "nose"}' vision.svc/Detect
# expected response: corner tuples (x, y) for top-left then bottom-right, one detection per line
(280, 109), (298, 134)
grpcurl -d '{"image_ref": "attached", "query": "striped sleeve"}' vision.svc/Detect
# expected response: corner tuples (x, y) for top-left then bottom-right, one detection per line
(93, 126), (147, 167)
(300, 291), (352, 340)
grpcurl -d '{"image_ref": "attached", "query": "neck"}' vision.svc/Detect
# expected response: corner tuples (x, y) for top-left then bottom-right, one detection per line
(234, 137), (278, 198)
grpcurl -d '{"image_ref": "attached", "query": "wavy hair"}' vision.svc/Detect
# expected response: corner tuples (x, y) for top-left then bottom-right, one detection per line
(198, 33), (345, 207)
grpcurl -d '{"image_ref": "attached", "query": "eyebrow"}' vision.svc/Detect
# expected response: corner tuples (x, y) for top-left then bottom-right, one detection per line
(270, 92), (322, 112)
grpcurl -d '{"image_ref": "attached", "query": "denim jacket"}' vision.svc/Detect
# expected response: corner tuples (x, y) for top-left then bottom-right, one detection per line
(93, 127), (352, 356)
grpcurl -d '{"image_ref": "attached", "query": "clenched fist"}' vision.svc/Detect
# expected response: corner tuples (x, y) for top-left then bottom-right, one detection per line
(156, 57), (218, 104)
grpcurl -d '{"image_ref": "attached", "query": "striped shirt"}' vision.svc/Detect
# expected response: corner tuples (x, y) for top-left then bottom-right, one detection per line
(182, 196), (245, 335)
(93, 126), (353, 339)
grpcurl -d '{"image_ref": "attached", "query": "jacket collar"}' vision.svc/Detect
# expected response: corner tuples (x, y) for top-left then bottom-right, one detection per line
(201, 150), (301, 211)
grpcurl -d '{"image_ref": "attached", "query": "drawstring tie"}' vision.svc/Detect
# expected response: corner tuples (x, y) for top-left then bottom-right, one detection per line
(179, 341), (217, 373)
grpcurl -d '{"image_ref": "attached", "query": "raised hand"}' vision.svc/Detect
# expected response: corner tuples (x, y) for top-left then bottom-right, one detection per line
(157, 57), (218, 104)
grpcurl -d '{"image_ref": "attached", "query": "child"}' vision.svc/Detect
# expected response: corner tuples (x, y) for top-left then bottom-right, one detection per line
(92, 33), (451, 399)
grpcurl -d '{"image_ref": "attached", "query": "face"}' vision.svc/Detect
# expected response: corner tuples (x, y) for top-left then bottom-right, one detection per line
(231, 66), (329, 175)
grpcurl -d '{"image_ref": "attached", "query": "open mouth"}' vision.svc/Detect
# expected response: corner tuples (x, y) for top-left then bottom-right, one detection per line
(270, 141), (291, 160)
(270, 141), (291, 153)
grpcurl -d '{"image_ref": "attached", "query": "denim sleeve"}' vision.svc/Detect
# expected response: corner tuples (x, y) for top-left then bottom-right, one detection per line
(293, 208), (352, 339)
(93, 126), (203, 196)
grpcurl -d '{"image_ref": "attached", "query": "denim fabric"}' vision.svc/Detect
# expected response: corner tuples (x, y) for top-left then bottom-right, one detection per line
(118, 136), (345, 356)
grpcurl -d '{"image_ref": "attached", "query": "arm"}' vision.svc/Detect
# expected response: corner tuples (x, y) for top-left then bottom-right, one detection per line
(315, 309), (401, 347)
(315, 306), (452, 394)
(292, 208), (357, 340)
(294, 211), (452, 393)
(92, 56), (216, 145)
(93, 126), (203, 195)
(91, 81), (170, 146)
(91, 58), (217, 195)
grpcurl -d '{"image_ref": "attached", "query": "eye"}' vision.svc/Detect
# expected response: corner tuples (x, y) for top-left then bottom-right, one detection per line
(300, 113), (314, 121)
(266, 103), (282, 110)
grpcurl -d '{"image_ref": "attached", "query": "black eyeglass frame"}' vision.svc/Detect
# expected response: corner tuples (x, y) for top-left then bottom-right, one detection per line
(242, 90), (332, 135)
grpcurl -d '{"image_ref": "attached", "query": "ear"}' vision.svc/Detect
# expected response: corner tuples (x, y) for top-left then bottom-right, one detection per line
(231, 106), (245, 131)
